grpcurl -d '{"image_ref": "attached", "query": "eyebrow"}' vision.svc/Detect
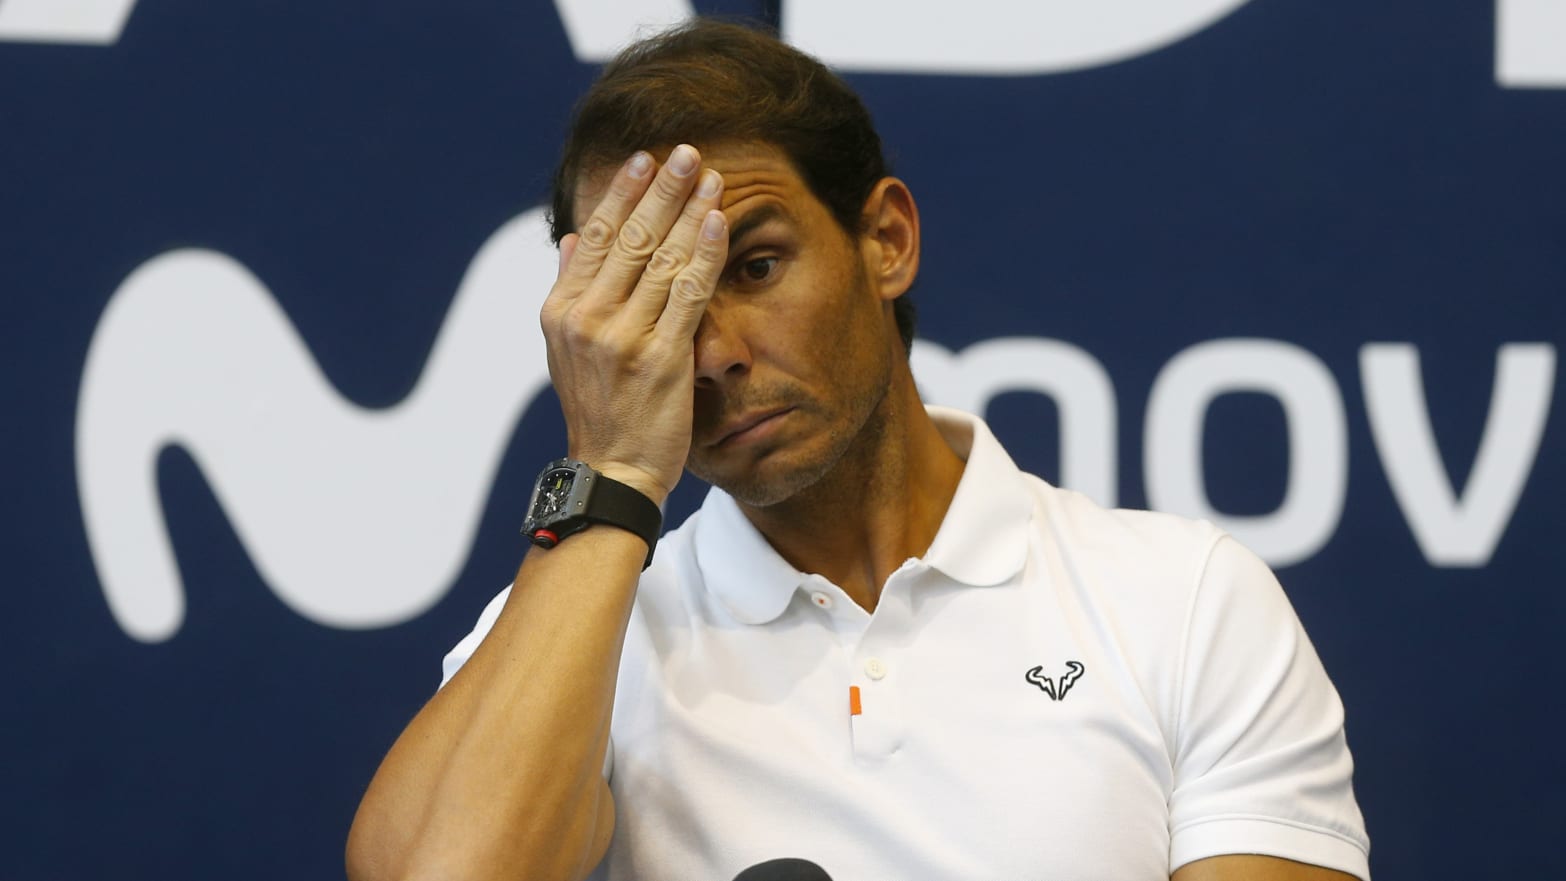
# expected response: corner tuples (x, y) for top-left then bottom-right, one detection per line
(727, 204), (789, 249)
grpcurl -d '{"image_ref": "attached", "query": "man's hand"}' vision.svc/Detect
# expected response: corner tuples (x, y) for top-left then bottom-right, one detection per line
(541, 144), (729, 505)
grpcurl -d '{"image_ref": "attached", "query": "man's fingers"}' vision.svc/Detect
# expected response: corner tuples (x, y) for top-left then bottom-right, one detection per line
(557, 233), (579, 277)
(657, 210), (728, 341)
(593, 145), (703, 295)
(624, 168), (725, 321)
(559, 152), (656, 287)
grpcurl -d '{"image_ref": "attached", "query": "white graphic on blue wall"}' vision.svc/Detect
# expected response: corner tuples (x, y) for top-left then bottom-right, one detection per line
(77, 211), (559, 643)
(74, 198), (1555, 642)
(7, 0), (1562, 88)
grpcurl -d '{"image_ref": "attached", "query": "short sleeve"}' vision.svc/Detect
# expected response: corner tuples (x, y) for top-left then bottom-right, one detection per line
(1168, 535), (1370, 879)
(438, 584), (616, 781)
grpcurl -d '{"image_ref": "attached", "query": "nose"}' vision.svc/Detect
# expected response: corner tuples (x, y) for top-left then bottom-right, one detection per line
(692, 302), (751, 389)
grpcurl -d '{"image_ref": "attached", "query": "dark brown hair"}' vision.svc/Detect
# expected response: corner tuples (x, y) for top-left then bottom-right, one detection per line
(547, 18), (917, 350)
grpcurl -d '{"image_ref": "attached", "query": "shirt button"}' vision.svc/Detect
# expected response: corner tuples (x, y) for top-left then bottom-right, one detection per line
(810, 591), (834, 610)
(864, 657), (888, 680)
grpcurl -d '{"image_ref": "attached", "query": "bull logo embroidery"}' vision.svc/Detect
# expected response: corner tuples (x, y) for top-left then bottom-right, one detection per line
(1025, 661), (1085, 701)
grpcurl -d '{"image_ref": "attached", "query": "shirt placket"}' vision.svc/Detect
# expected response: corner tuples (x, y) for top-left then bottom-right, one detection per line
(840, 564), (922, 761)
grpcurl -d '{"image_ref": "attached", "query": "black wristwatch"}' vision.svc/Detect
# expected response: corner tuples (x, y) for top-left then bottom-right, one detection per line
(522, 458), (663, 569)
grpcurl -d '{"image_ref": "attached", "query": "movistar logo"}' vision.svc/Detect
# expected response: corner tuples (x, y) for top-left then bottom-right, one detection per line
(76, 209), (561, 643)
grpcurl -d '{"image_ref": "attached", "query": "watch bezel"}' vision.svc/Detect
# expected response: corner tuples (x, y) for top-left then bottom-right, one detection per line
(522, 457), (597, 544)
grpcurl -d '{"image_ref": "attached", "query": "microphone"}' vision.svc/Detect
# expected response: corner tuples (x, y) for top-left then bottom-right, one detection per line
(731, 857), (834, 881)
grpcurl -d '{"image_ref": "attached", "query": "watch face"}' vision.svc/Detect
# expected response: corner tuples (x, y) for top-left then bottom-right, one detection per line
(530, 465), (577, 521)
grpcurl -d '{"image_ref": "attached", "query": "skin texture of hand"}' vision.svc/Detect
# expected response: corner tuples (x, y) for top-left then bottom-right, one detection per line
(540, 144), (729, 505)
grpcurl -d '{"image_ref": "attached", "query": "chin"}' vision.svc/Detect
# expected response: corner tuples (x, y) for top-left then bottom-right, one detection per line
(713, 465), (824, 508)
(693, 378), (891, 508)
(687, 451), (815, 507)
(692, 423), (857, 509)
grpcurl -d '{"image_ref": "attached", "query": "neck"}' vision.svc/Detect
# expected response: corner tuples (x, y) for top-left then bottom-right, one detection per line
(736, 365), (966, 613)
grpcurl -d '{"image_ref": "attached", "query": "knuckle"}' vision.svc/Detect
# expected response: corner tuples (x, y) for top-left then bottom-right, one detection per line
(626, 347), (661, 375)
(556, 306), (596, 343)
(563, 325), (603, 354)
(560, 318), (591, 347)
(670, 273), (709, 304)
(696, 238), (727, 264)
(644, 246), (683, 280)
(540, 297), (574, 334)
(578, 217), (615, 249)
(616, 218), (656, 256)
(652, 172), (689, 200)
(684, 195), (714, 220)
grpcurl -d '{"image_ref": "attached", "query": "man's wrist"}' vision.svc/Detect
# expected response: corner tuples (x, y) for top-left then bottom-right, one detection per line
(584, 463), (670, 508)
(523, 458), (666, 569)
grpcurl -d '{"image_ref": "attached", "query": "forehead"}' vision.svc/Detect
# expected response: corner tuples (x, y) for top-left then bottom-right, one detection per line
(571, 141), (826, 231)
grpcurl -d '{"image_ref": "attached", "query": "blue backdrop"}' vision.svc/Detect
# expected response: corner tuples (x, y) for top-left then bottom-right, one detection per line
(3, 1), (1562, 878)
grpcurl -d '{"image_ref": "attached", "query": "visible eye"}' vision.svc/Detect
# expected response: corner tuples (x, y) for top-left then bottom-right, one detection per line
(737, 257), (779, 283)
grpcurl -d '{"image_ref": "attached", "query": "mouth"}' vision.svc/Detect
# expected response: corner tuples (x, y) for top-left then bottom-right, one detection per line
(710, 407), (795, 448)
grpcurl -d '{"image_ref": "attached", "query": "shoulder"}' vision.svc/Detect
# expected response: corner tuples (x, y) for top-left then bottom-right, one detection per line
(1023, 476), (1231, 595)
(1013, 477), (1297, 702)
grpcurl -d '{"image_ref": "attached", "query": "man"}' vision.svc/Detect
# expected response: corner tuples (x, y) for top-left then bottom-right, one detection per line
(347, 19), (1369, 881)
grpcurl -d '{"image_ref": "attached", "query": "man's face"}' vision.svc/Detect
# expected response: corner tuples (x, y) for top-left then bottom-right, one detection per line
(574, 141), (901, 508)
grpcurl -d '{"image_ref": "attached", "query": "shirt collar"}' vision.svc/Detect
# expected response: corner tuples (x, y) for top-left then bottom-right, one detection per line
(919, 405), (1034, 587)
(692, 488), (806, 625)
(692, 405), (1034, 625)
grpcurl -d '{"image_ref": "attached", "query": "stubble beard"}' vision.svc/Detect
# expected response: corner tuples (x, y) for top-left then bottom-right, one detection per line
(686, 358), (893, 509)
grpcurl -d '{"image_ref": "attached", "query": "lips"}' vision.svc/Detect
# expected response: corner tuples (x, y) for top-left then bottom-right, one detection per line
(710, 407), (793, 447)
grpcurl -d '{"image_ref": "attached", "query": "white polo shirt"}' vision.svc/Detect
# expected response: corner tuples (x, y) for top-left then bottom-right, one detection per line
(442, 407), (1370, 881)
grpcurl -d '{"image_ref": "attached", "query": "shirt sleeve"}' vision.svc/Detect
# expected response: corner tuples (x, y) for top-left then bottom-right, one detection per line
(438, 584), (616, 782)
(1168, 535), (1371, 879)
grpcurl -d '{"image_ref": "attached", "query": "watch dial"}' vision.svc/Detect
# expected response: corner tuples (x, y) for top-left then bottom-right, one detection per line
(535, 467), (575, 518)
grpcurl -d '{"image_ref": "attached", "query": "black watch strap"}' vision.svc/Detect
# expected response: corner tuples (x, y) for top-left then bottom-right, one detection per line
(581, 471), (662, 568)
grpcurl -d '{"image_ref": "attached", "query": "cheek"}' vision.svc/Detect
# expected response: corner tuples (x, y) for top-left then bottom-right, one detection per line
(747, 246), (882, 375)
(794, 282), (866, 365)
(805, 296), (886, 385)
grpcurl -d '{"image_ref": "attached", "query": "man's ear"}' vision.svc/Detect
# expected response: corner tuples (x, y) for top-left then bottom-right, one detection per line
(859, 177), (920, 302)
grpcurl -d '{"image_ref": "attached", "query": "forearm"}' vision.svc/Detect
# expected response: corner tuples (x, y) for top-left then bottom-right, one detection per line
(346, 526), (647, 881)
(348, 142), (726, 881)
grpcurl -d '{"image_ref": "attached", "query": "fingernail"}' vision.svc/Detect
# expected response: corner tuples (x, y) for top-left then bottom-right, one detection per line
(697, 169), (721, 198)
(627, 152), (653, 179)
(668, 145), (698, 177)
(702, 210), (725, 240)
